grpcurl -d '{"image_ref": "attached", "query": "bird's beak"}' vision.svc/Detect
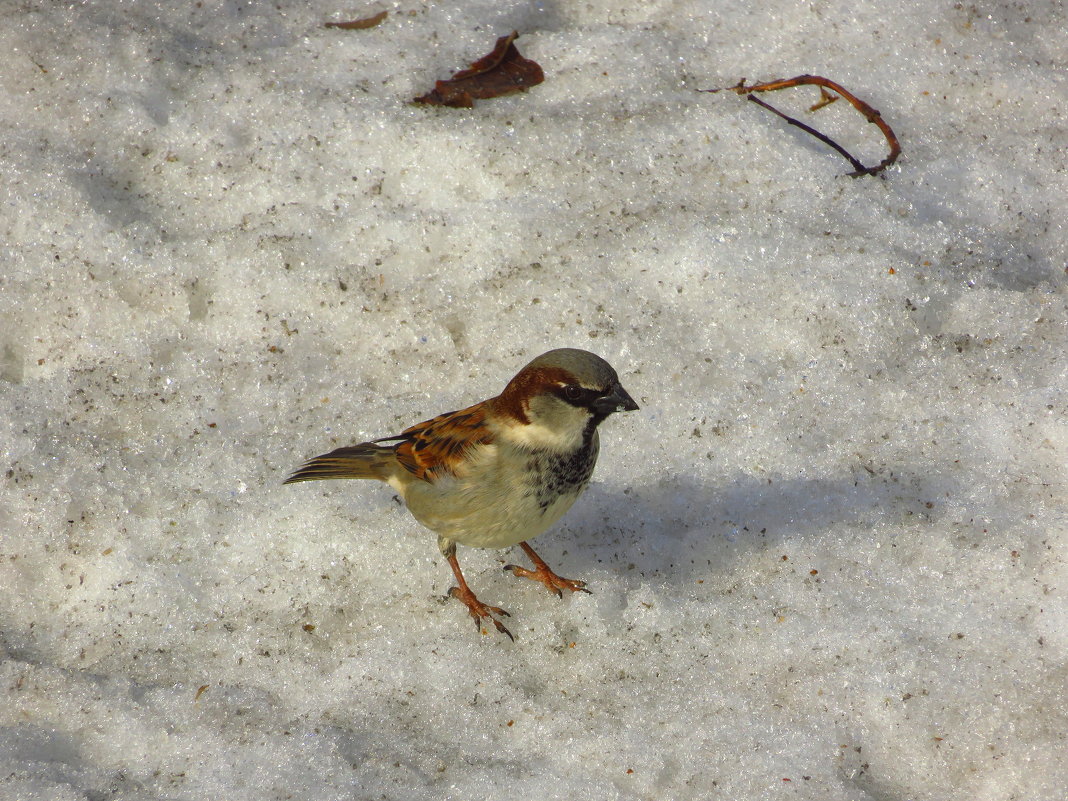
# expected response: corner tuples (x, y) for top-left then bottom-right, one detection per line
(594, 383), (639, 415)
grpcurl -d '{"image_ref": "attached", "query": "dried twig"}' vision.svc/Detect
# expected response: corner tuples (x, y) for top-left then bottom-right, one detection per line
(325, 10), (388, 30)
(705, 74), (900, 177)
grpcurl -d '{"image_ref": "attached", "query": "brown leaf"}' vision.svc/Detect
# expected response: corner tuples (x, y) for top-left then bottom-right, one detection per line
(325, 10), (388, 30)
(414, 31), (544, 108)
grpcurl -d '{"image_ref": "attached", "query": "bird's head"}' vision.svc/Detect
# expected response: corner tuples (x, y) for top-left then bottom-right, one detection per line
(494, 348), (638, 451)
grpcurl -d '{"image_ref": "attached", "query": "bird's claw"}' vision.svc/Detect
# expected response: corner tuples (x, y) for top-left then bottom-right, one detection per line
(448, 586), (513, 641)
(504, 563), (591, 598)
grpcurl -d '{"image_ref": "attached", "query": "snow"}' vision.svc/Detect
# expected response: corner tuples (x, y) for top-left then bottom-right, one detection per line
(1, 1), (1066, 799)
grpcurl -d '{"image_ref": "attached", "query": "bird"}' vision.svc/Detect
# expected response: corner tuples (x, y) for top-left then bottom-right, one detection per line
(284, 348), (638, 639)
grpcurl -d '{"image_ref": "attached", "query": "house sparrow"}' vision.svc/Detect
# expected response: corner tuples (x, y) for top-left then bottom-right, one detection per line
(284, 348), (638, 639)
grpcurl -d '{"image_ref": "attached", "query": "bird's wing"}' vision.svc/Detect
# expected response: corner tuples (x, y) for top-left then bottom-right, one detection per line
(375, 400), (495, 481)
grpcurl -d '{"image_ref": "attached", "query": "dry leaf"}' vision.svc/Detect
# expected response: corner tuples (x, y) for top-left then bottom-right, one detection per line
(414, 31), (544, 108)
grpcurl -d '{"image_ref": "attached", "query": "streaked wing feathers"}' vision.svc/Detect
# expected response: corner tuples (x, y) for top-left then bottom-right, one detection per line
(379, 401), (495, 481)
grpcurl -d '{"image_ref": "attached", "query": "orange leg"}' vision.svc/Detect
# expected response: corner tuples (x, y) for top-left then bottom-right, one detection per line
(446, 553), (513, 641)
(504, 542), (591, 597)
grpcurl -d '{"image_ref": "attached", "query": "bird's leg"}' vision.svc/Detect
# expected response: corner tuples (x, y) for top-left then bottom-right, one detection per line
(445, 551), (513, 641)
(505, 541), (591, 598)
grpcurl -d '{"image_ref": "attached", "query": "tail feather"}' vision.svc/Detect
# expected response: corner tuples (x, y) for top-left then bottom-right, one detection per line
(283, 443), (394, 483)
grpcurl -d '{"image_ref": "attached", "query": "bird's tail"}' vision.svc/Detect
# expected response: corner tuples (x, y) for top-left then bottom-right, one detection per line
(283, 443), (395, 483)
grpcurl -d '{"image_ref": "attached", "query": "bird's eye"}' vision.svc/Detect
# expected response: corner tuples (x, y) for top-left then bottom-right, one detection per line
(564, 384), (582, 401)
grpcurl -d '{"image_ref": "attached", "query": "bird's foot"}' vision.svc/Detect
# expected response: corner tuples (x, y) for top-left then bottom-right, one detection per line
(448, 585), (513, 641)
(504, 561), (591, 598)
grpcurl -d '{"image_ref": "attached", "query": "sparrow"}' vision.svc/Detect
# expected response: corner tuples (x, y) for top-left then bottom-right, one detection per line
(284, 348), (638, 639)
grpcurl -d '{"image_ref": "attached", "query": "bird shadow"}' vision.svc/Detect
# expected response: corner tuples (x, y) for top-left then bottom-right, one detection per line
(535, 461), (964, 590)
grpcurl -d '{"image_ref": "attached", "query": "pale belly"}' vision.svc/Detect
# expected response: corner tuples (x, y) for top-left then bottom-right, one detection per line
(397, 439), (598, 549)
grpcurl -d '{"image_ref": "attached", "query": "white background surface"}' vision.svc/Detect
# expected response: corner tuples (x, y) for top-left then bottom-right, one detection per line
(1, 1), (1066, 799)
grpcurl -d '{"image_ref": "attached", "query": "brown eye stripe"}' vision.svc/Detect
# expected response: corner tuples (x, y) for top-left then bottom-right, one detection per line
(495, 365), (575, 422)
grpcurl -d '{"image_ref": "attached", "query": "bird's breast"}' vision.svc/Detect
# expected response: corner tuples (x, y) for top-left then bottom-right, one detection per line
(523, 437), (600, 512)
(400, 435), (600, 549)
